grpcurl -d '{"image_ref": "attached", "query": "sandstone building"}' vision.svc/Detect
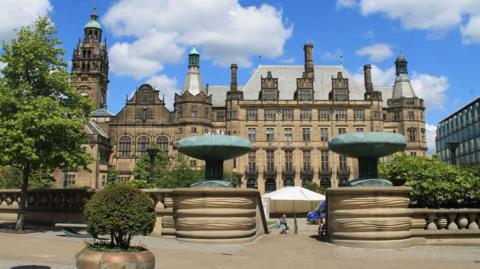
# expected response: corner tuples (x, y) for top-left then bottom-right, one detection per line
(54, 10), (427, 192)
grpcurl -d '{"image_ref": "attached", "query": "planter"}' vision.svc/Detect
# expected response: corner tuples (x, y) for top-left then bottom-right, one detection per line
(76, 248), (155, 269)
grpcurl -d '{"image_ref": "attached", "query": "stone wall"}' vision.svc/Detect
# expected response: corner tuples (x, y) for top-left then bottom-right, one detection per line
(327, 187), (480, 248)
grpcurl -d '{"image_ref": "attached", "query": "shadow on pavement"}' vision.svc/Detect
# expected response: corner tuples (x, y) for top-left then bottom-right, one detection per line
(0, 222), (57, 234)
(10, 265), (51, 269)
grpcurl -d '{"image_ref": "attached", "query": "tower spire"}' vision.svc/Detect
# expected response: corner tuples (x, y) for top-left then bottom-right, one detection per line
(91, 0), (98, 21)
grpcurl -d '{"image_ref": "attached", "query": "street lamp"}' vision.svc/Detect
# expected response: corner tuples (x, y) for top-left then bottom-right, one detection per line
(146, 144), (160, 183)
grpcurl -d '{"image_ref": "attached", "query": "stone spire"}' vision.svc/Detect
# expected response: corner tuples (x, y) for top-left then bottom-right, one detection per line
(392, 53), (416, 99)
(181, 46), (205, 96)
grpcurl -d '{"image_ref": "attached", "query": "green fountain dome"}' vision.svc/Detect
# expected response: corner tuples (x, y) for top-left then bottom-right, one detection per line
(84, 19), (102, 30)
(177, 135), (252, 161)
(329, 132), (406, 158)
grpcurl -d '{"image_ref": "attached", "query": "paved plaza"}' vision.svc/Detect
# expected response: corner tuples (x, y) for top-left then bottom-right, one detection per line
(0, 219), (479, 269)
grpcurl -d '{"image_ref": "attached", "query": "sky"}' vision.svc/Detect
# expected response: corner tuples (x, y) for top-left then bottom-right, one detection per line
(0, 0), (479, 154)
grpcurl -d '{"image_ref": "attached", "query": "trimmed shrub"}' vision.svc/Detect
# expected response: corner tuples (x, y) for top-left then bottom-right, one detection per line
(84, 184), (155, 249)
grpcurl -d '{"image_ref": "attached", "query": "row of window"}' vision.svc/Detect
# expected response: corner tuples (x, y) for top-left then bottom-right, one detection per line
(176, 106), (210, 118)
(247, 127), (364, 143)
(246, 178), (316, 191)
(118, 135), (169, 157)
(438, 100), (479, 137)
(247, 150), (348, 173)
(245, 108), (370, 121)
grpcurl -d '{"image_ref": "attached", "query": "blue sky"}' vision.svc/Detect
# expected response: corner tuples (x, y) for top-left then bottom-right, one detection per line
(1, 0), (480, 153)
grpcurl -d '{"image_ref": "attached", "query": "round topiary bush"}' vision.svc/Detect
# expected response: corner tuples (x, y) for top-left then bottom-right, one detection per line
(84, 184), (155, 249)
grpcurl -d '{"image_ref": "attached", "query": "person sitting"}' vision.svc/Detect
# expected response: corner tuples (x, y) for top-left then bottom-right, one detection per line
(318, 216), (327, 237)
(279, 214), (289, 234)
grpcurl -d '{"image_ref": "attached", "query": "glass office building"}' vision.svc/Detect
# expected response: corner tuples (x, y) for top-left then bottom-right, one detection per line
(436, 97), (480, 165)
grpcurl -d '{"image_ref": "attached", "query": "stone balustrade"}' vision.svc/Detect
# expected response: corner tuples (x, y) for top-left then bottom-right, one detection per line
(0, 188), (268, 242)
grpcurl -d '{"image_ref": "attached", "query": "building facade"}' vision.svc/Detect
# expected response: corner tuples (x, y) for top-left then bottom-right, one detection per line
(54, 10), (427, 191)
(436, 97), (480, 165)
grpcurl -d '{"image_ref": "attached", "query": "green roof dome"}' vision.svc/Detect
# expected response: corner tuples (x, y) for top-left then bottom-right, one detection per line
(84, 19), (102, 30)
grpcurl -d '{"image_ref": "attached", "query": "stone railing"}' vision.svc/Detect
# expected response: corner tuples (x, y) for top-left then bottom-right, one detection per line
(0, 188), (268, 241)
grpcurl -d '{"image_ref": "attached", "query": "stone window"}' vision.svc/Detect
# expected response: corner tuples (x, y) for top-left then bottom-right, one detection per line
(266, 150), (275, 172)
(282, 109), (293, 121)
(319, 109), (330, 121)
(283, 178), (295, 187)
(248, 128), (256, 142)
(265, 109), (276, 121)
(410, 152), (417, 157)
(338, 128), (346, 135)
(284, 128), (293, 142)
(191, 106), (197, 118)
(216, 110), (225, 121)
(266, 128), (275, 142)
(373, 110), (381, 119)
(265, 178), (276, 193)
(408, 111), (415, 121)
(190, 160), (197, 167)
(177, 106), (183, 118)
(302, 128), (311, 142)
(334, 90), (349, 101)
(393, 111), (401, 121)
(248, 151), (256, 172)
(205, 107), (210, 119)
(118, 136), (132, 157)
(408, 128), (417, 142)
(336, 109), (347, 121)
(284, 150), (293, 171)
(64, 174), (76, 187)
(356, 128), (364, 132)
(302, 150), (311, 171)
(177, 127), (183, 134)
(300, 109), (312, 121)
(247, 178), (257, 189)
(354, 109), (365, 121)
(136, 135), (150, 156)
(320, 150), (329, 170)
(191, 127), (197, 133)
(421, 128), (426, 141)
(246, 108), (258, 121)
(156, 136), (169, 152)
(320, 128), (329, 142)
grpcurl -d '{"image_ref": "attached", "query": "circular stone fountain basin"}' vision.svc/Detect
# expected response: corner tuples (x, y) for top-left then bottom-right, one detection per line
(329, 132), (406, 158)
(176, 135), (252, 161)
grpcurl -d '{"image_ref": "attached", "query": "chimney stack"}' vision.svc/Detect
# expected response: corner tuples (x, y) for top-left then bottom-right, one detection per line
(230, 64), (238, 91)
(363, 64), (373, 92)
(304, 43), (314, 79)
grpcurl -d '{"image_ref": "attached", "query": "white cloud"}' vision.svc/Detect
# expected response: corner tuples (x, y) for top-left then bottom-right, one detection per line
(0, 0), (52, 42)
(461, 15), (480, 44)
(104, 0), (293, 79)
(425, 123), (437, 155)
(352, 64), (395, 86)
(337, 0), (480, 44)
(356, 43), (393, 62)
(352, 64), (448, 110)
(146, 75), (178, 110)
(322, 49), (343, 62)
(411, 73), (449, 110)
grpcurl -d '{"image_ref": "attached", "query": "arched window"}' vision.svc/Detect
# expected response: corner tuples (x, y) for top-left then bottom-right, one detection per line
(118, 136), (131, 157)
(156, 136), (169, 152)
(136, 135), (150, 156)
(246, 178), (257, 189)
(284, 178), (295, 187)
(301, 177), (312, 187)
(265, 178), (276, 193)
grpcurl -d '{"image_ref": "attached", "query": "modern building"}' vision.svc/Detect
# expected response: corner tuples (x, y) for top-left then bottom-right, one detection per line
(54, 8), (427, 192)
(436, 97), (480, 165)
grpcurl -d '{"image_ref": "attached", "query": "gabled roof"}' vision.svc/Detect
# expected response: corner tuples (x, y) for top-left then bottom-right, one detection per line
(91, 108), (113, 117)
(84, 120), (108, 138)
(242, 65), (365, 100)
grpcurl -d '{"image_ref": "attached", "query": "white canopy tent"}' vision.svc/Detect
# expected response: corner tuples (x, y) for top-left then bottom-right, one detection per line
(262, 187), (325, 215)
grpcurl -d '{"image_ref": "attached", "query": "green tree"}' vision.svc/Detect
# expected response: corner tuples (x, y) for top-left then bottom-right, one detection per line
(302, 181), (325, 194)
(0, 18), (92, 230)
(133, 152), (203, 188)
(379, 154), (480, 208)
(0, 166), (53, 189)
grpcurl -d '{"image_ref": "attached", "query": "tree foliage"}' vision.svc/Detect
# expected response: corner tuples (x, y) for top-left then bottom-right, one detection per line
(84, 184), (155, 249)
(302, 181), (325, 194)
(0, 166), (54, 189)
(132, 151), (203, 188)
(0, 17), (92, 230)
(379, 154), (480, 208)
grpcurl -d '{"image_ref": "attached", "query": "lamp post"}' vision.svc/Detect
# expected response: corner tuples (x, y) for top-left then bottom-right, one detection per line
(146, 145), (160, 183)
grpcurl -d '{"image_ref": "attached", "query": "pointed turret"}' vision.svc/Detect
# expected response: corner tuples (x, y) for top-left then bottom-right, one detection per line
(392, 53), (416, 99)
(181, 46), (206, 96)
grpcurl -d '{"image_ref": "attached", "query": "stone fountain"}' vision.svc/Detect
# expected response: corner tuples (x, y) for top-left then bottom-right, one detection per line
(176, 133), (252, 187)
(171, 134), (267, 242)
(329, 132), (406, 186)
(327, 132), (415, 248)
